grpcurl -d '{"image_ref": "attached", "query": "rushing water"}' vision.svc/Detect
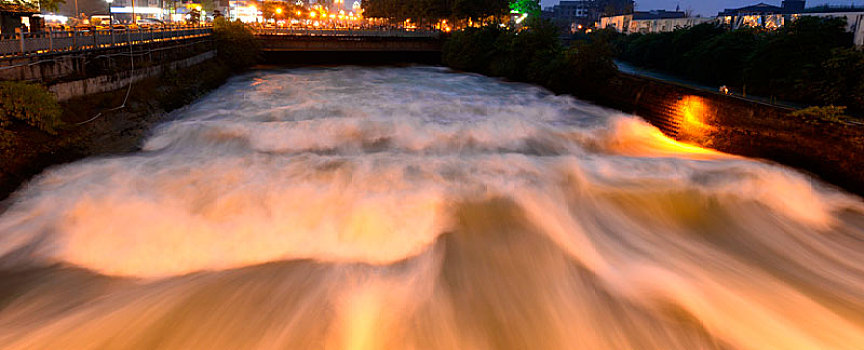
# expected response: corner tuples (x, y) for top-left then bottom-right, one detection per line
(1, 66), (863, 349)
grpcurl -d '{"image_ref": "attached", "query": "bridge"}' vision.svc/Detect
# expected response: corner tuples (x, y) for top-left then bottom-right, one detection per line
(254, 28), (444, 64)
(0, 26), (442, 92)
(0, 26), (212, 59)
(0, 27), (442, 62)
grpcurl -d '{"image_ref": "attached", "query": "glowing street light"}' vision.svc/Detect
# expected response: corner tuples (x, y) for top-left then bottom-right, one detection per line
(276, 8), (282, 14)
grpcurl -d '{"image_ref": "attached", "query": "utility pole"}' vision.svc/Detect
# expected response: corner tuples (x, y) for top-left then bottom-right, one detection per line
(132, 0), (137, 25)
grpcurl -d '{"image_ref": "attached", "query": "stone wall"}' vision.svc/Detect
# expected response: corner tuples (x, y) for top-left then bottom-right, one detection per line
(594, 73), (864, 196)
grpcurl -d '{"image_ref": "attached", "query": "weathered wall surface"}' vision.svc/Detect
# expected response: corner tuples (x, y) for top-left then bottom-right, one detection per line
(594, 73), (864, 196)
(48, 50), (216, 101)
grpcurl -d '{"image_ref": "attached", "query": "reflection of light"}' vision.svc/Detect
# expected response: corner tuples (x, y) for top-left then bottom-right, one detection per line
(675, 95), (715, 137)
(609, 118), (727, 160)
(42, 14), (69, 23)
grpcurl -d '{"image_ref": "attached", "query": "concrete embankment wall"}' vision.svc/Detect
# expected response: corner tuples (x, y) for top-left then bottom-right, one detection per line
(594, 73), (864, 196)
(49, 50), (216, 101)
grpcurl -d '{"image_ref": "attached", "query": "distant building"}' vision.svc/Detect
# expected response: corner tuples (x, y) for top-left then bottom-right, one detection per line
(600, 10), (714, 34)
(546, 0), (634, 30)
(718, 1), (805, 29)
(717, 1), (864, 46)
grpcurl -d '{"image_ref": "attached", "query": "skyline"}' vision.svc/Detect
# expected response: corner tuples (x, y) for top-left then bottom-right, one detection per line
(539, 0), (861, 16)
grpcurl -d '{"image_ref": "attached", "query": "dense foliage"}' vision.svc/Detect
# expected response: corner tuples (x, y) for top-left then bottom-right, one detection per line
(617, 17), (864, 113)
(362, 0), (510, 23)
(443, 20), (617, 96)
(509, 0), (541, 18)
(213, 18), (260, 70)
(789, 105), (851, 123)
(0, 81), (62, 134)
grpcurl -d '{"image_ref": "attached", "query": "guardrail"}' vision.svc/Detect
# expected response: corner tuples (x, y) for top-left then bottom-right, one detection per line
(0, 27), (212, 59)
(254, 28), (441, 38)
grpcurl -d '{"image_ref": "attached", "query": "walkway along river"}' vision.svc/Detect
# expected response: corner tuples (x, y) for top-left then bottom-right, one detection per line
(0, 67), (862, 349)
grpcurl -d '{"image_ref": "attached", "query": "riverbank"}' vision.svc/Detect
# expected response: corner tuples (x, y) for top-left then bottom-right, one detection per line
(0, 59), (232, 201)
(441, 25), (864, 198)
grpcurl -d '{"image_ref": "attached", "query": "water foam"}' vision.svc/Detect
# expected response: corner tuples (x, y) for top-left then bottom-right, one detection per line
(0, 67), (862, 349)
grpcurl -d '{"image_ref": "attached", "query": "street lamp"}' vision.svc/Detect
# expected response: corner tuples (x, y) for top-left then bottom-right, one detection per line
(106, 0), (113, 26)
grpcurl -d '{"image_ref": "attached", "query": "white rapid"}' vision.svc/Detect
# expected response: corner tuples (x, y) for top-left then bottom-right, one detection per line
(0, 66), (862, 350)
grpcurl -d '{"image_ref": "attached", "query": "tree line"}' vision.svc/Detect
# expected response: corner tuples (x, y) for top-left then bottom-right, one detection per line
(361, 0), (513, 23)
(614, 17), (864, 114)
(443, 20), (618, 98)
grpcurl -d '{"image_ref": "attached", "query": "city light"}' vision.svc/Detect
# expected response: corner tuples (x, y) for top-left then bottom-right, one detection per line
(109, 6), (162, 14)
(276, 8), (282, 14)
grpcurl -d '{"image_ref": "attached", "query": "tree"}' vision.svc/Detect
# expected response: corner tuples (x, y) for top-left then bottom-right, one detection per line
(509, 0), (540, 18)
(803, 48), (864, 112)
(213, 17), (260, 70)
(745, 16), (852, 99)
(38, 0), (66, 12)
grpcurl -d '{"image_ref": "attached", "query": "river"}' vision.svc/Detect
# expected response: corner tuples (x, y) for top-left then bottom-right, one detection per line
(0, 66), (862, 349)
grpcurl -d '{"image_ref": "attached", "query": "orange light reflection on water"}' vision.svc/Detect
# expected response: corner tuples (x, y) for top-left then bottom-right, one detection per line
(609, 118), (729, 160)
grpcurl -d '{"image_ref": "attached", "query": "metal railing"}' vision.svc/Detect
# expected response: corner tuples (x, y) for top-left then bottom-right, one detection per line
(0, 26), (212, 59)
(254, 28), (441, 38)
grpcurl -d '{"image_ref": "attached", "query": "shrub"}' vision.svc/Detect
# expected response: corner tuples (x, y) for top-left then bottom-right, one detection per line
(0, 81), (62, 134)
(489, 19), (562, 82)
(442, 25), (504, 74)
(443, 22), (617, 98)
(213, 17), (260, 70)
(547, 39), (617, 96)
(800, 48), (864, 114)
(789, 105), (849, 123)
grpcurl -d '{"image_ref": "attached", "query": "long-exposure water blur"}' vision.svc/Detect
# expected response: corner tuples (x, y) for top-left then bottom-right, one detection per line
(0, 66), (863, 349)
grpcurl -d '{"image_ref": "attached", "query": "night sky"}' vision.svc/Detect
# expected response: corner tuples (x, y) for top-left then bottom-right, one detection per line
(539, 0), (860, 16)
